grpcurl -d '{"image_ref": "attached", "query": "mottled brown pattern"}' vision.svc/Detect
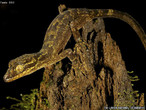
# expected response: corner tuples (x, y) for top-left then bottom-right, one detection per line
(4, 6), (146, 82)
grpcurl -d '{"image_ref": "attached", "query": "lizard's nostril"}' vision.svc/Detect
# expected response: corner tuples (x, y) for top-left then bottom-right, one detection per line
(3, 74), (9, 82)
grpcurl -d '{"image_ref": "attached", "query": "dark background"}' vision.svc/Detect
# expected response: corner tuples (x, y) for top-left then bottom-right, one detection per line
(0, 0), (145, 108)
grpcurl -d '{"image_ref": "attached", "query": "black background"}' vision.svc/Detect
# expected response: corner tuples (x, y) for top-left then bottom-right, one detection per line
(0, 0), (145, 108)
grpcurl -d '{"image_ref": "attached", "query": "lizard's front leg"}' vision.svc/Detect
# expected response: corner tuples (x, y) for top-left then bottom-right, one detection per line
(50, 49), (76, 65)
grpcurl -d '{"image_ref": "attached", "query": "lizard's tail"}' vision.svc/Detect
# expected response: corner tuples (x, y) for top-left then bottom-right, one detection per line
(94, 9), (146, 50)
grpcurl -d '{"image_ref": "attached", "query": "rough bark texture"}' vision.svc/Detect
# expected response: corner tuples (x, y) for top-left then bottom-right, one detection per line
(36, 18), (145, 110)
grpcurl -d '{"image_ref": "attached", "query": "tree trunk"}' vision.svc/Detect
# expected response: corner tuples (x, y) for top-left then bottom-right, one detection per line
(36, 18), (144, 110)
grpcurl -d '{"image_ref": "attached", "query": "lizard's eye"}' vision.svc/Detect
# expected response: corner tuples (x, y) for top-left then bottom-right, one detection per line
(16, 65), (24, 73)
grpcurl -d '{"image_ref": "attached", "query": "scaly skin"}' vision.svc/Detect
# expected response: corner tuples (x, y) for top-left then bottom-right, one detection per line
(3, 7), (146, 82)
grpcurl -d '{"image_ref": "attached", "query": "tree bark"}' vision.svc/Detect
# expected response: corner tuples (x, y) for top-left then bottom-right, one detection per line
(36, 18), (144, 110)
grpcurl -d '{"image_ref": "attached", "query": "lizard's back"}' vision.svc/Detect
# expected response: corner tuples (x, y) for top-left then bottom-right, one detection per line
(41, 8), (146, 53)
(41, 9), (100, 54)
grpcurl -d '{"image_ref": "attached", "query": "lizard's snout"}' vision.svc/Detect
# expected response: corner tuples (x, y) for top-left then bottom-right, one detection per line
(3, 74), (9, 82)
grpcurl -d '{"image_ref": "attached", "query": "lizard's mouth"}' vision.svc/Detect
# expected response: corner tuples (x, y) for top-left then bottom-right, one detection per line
(3, 74), (18, 82)
(3, 68), (38, 82)
(3, 71), (25, 83)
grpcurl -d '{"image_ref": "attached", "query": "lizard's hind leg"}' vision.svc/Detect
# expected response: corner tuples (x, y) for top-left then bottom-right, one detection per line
(70, 25), (82, 43)
(58, 4), (67, 14)
(70, 16), (93, 43)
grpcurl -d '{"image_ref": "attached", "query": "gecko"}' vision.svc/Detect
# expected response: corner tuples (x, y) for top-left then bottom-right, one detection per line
(4, 5), (146, 82)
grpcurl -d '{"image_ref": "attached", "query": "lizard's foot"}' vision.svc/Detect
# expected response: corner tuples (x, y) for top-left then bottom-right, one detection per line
(58, 4), (67, 14)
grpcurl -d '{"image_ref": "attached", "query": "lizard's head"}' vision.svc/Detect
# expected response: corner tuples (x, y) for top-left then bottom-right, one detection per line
(4, 54), (37, 82)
